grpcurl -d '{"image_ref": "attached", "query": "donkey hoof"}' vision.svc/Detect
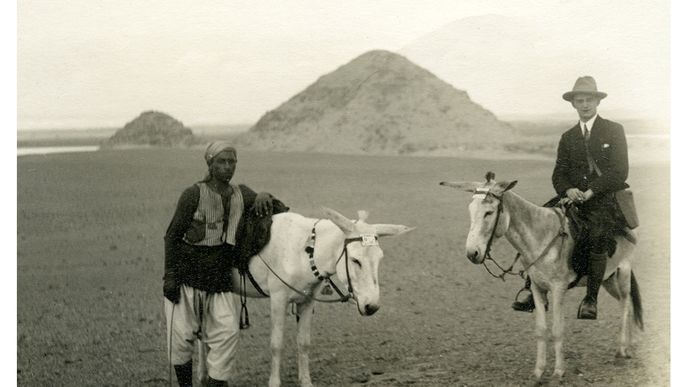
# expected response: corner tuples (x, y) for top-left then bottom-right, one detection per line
(554, 372), (566, 385)
(553, 369), (565, 380)
(532, 371), (545, 386)
(615, 350), (632, 359)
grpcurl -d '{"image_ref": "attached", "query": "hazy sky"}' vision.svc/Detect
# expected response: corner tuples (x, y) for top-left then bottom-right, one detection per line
(17, 0), (669, 130)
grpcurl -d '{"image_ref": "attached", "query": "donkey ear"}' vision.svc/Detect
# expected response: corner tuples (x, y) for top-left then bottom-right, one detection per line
(373, 224), (415, 237)
(493, 180), (518, 194)
(321, 207), (354, 233)
(439, 181), (482, 192)
(504, 180), (518, 192)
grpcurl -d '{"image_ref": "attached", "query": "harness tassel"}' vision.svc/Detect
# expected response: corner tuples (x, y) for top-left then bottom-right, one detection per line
(321, 283), (333, 295)
(240, 300), (250, 329)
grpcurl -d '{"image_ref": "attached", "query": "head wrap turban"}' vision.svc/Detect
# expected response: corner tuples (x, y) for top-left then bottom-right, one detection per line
(204, 141), (236, 165)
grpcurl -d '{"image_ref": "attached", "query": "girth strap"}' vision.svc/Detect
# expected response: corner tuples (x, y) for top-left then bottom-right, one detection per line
(238, 265), (268, 330)
(245, 269), (268, 297)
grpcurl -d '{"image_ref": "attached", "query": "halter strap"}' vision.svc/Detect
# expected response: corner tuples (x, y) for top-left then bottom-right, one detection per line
(483, 195), (504, 260)
(482, 200), (569, 281)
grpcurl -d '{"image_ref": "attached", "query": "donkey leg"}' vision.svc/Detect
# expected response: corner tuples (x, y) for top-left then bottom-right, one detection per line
(531, 285), (548, 383)
(608, 266), (633, 358)
(296, 299), (316, 387)
(269, 294), (289, 387)
(550, 286), (567, 381)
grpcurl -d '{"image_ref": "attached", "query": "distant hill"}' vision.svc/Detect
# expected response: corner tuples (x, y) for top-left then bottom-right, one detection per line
(17, 123), (255, 148)
(399, 14), (669, 123)
(236, 50), (516, 155)
(102, 111), (197, 148)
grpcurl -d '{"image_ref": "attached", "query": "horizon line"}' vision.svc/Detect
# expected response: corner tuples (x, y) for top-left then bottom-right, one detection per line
(17, 112), (668, 132)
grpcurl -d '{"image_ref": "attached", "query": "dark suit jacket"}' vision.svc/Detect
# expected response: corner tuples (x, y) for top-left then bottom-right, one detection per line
(552, 116), (629, 197)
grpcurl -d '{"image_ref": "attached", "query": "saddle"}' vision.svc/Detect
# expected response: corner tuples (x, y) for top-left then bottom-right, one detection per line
(235, 198), (290, 273)
(542, 196), (636, 280)
(234, 197), (290, 329)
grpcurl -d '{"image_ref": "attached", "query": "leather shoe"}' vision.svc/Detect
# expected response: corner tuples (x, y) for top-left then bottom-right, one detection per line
(577, 296), (597, 320)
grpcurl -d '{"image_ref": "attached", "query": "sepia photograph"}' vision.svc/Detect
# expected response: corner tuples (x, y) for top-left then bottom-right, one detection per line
(15, 1), (673, 386)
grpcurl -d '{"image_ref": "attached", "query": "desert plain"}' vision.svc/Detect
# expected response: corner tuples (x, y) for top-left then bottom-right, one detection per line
(17, 147), (669, 386)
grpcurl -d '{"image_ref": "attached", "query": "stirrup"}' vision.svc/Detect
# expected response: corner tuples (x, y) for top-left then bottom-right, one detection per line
(512, 287), (535, 312)
(514, 287), (531, 302)
(512, 287), (548, 312)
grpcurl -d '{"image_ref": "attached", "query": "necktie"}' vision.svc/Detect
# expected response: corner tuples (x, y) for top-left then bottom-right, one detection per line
(583, 123), (598, 174)
(583, 123), (590, 142)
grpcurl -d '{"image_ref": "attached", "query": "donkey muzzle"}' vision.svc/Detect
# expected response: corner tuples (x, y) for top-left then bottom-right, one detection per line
(363, 303), (379, 316)
(466, 248), (484, 264)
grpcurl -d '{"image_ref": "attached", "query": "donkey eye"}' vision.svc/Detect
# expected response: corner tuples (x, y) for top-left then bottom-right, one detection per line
(484, 211), (494, 218)
(351, 258), (362, 267)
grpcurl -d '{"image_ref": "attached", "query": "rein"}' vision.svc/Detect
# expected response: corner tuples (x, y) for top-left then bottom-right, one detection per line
(256, 253), (353, 303)
(482, 194), (569, 281)
(255, 220), (374, 304)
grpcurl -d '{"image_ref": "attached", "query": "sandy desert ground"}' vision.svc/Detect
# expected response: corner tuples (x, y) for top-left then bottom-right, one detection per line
(17, 148), (669, 386)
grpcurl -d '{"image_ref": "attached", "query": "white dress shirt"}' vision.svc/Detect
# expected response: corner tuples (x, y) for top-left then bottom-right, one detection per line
(579, 114), (598, 136)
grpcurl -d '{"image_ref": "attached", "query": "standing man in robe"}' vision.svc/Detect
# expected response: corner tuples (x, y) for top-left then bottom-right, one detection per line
(163, 142), (274, 387)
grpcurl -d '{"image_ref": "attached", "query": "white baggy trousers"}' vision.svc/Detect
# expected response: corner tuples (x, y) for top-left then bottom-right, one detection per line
(164, 285), (240, 381)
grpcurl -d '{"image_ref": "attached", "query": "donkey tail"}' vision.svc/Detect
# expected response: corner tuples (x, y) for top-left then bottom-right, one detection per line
(630, 270), (644, 331)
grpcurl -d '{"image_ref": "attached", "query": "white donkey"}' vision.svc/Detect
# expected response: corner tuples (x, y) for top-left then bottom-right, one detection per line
(196, 207), (413, 387)
(440, 176), (642, 384)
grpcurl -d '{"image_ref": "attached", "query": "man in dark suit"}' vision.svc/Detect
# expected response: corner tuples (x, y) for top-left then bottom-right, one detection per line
(512, 76), (629, 319)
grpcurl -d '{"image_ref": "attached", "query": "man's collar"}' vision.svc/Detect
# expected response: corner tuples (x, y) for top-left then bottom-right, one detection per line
(579, 114), (599, 134)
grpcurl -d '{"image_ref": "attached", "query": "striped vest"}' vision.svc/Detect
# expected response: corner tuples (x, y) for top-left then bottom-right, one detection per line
(183, 182), (244, 246)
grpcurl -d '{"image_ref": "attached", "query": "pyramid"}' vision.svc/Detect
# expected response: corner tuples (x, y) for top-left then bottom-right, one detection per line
(237, 50), (515, 155)
(103, 111), (196, 147)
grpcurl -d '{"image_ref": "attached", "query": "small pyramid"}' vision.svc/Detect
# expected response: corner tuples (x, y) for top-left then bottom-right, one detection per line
(103, 111), (196, 147)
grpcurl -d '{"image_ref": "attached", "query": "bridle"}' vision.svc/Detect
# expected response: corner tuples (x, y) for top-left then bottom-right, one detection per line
(257, 220), (378, 305)
(478, 191), (569, 281)
(339, 235), (379, 300)
(477, 190), (517, 280)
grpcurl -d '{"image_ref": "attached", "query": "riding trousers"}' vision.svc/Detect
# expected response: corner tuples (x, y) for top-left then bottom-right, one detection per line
(577, 192), (622, 255)
(164, 285), (240, 382)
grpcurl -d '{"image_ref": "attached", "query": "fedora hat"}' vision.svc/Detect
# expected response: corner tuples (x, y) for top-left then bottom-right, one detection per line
(562, 76), (607, 101)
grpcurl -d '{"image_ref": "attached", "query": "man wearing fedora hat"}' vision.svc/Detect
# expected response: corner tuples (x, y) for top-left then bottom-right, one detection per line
(511, 76), (630, 320)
